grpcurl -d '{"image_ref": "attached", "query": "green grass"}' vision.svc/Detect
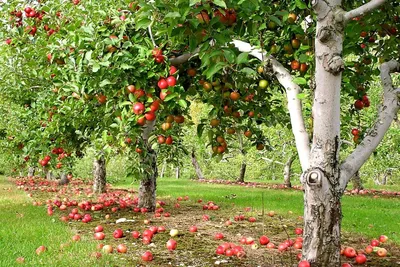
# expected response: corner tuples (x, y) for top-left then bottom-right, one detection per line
(0, 176), (115, 267)
(120, 178), (400, 245)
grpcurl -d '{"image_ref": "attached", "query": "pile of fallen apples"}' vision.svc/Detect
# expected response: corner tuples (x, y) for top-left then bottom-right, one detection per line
(14, 177), (393, 266)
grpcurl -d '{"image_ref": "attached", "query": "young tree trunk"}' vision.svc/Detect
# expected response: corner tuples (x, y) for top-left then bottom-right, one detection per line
(351, 171), (363, 190)
(160, 159), (167, 178)
(58, 172), (69, 185)
(175, 166), (180, 179)
(191, 151), (204, 179)
(237, 162), (246, 183)
(283, 155), (295, 188)
(93, 156), (106, 193)
(138, 120), (158, 211)
(236, 132), (246, 183)
(138, 147), (157, 211)
(45, 169), (55, 180)
(28, 167), (35, 177)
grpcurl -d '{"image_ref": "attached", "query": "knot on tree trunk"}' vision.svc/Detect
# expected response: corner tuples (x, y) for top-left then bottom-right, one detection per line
(317, 26), (334, 43)
(323, 54), (344, 75)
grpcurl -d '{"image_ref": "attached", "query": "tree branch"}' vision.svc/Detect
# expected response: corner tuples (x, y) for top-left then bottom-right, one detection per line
(231, 40), (311, 172)
(343, 0), (386, 22)
(339, 60), (400, 190)
(169, 47), (200, 66)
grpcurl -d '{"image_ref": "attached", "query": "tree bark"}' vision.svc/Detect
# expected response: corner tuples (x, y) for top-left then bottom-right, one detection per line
(237, 162), (246, 183)
(283, 155), (295, 188)
(93, 156), (106, 194)
(28, 167), (35, 177)
(351, 171), (363, 190)
(138, 147), (157, 211)
(45, 169), (55, 180)
(191, 151), (204, 179)
(175, 166), (180, 179)
(58, 172), (69, 186)
(138, 120), (158, 211)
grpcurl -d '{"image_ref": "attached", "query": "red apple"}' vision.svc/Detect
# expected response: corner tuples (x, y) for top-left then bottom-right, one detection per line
(166, 239), (177, 251)
(36, 245), (47, 255)
(113, 228), (124, 238)
(132, 231), (140, 239)
(298, 261), (311, 267)
(379, 235), (388, 243)
(376, 247), (387, 257)
(189, 226), (198, 233)
(141, 251), (153, 261)
(215, 233), (224, 240)
(355, 253), (367, 264)
(95, 225), (104, 232)
(344, 247), (356, 258)
(72, 235), (81, 241)
(259, 235), (270, 245)
(117, 244), (127, 253)
(370, 239), (380, 247)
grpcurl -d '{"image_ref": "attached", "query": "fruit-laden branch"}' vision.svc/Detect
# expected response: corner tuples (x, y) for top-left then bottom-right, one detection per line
(339, 60), (400, 191)
(230, 40), (310, 172)
(168, 40), (311, 171)
(343, 0), (386, 22)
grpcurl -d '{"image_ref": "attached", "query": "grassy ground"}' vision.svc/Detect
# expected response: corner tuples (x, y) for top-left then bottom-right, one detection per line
(119, 178), (400, 245)
(1, 175), (399, 266)
(0, 176), (115, 267)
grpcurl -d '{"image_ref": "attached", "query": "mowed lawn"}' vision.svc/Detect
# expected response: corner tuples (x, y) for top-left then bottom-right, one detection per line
(0, 176), (115, 267)
(120, 178), (400, 245)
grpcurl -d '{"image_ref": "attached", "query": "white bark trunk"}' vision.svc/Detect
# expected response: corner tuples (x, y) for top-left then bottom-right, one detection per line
(231, 40), (310, 172)
(175, 166), (180, 179)
(340, 60), (400, 190)
(302, 1), (345, 265)
(160, 159), (167, 178)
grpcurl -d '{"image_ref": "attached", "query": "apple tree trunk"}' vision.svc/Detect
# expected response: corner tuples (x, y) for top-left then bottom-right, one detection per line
(191, 151), (204, 179)
(138, 147), (158, 211)
(302, 1), (345, 265)
(93, 156), (106, 193)
(28, 167), (35, 177)
(237, 162), (246, 183)
(351, 171), (363, 190)
(283, 155), (295, 188)
(58, 172), (69, 186)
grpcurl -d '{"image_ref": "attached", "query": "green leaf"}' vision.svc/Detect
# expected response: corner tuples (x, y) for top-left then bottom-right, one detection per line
(189, 0), (199, 6)
(100, 79), (114, 87)
(236, 52), (249, 64)
(165, 12), (181, 18)
(223, 49), (235, 64)
(92, 62), (100, 72)
(204, 62), (227, 79)
(178, 99), (187, 108)
(85, 51), (93, 61)
(293, 77), (307, 85)
(197, 123), (205, 137)
(136, 18), (151, 30)
(269, 15), (282, 26)
(164, 93), (178, 102)
(213, 0), (227, 8)
(295, 0), (308, 9)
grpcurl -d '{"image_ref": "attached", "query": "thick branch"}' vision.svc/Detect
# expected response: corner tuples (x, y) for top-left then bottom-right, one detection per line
(339, 60), (400, 190)
(344, 0), (386, 22)
(231, 40), (311, 171)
